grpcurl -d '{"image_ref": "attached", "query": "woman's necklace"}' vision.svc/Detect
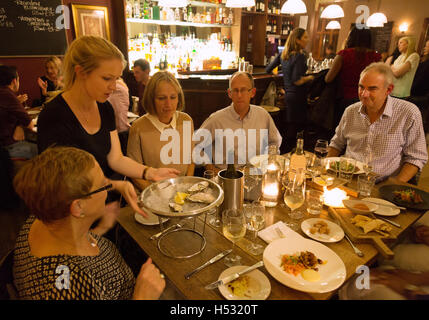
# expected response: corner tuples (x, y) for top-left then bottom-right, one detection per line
(46, 228), (98, 249)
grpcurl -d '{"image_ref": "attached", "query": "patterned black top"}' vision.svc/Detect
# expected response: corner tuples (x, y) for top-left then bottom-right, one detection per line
(13, 216), (135, 300)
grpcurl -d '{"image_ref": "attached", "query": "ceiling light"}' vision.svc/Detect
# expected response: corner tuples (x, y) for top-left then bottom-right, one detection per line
(366, 12), (387, 27)
(399, 22), (409, 33)
(280, 0), (307, 15)
(326, 20), (341, 30)
(321, 4), (344, 19)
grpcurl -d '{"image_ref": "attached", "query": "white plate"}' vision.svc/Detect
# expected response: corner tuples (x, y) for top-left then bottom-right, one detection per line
(249, 154), (289, 170)
(362, 197), (401, 217)
(218, 266), (271, 300)
(301, 218), (344, 243)
(127, 111), (139, 118)
(324, 157), (364, 175)
(134, 211), (168, 226)
(263, 238), (346, 293)
(343, 199), (379, 214)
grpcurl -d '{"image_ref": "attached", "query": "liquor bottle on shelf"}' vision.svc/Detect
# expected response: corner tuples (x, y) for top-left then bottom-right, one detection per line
(133, 0), (140, 18)
(273, 19), (277, 33)
(187, 6), (193, 22)
(174, 7), (181, 21)
(126, 0), (133, 18)
(260, 0), (265, 12)
(152, 2), (160, 19)
(266, 19), (271, 33)
(183, 6), (188, 21)
(228, 8), (233, 25)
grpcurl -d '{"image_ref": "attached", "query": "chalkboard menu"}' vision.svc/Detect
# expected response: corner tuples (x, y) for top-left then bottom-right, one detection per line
(371, 22), (393, 54)
(0, 0), (67, 56)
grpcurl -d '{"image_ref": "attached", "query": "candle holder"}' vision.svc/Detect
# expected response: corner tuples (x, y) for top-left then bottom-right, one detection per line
(261, 145), (281, 207)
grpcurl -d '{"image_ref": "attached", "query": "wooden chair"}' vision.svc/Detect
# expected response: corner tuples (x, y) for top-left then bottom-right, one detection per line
(0, 250), (18, 300)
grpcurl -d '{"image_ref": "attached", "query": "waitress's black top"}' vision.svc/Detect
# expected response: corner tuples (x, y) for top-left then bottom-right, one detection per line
(37, 94), (116, 177)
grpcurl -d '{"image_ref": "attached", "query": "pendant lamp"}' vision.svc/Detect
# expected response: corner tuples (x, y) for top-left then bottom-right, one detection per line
(320, 4), (344, 19)
(326, 20), (341, 30)
(280, 0), (307, 15)
(226, 0), (255, 8)
(366, 12), (387, 27)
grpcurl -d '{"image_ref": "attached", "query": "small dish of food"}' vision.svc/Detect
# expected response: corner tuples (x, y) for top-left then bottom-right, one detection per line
(343, 199), (379, 214)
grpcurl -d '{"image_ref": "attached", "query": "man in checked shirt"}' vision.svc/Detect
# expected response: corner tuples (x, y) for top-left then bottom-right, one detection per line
(327, 62), (428, 183)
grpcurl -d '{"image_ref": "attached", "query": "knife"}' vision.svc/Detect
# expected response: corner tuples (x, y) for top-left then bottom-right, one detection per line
(204, 261), (264, 290)
(184, 249), (232, 279)
(377, 216), (401, 228)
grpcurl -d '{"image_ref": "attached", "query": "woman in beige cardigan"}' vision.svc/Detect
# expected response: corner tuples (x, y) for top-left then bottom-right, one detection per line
(127, 71), (195, 191)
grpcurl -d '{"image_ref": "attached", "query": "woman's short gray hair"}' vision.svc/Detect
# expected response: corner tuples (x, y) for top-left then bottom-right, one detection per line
(360, 62), (394, 87)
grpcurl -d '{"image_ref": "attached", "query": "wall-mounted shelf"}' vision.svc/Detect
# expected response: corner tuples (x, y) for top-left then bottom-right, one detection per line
(127, 18), (232, 28)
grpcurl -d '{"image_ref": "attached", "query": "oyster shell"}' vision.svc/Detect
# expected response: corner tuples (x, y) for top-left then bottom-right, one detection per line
(169, 202), (183, 212)
(187, 192), (215, 204)
(188, 181), (209, 193)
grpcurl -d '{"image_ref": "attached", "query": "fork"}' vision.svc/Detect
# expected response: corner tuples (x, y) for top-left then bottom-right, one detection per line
(150, 223), (182, 240)
(344, 234), (364, 257)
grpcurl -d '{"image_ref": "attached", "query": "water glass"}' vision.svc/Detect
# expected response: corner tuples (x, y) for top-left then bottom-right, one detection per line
(306, 189), (324, 215)
(357, 174), (376, 197)
(339, 157), (356, 183)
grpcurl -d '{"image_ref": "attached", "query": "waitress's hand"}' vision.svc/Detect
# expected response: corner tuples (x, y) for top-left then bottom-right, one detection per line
(146, 167), (180, 182)
(111, 179), (148, 218)
(37, 77), (48, 95)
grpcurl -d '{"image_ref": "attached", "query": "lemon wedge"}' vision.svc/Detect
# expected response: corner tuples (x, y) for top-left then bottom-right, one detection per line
(314, 177), (327, 186)
(174, 192), (189, 205)
(301, 269), (321, 282)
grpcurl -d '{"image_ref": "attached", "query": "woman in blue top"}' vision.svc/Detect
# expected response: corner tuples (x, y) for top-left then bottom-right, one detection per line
(266, 28), (314, 153)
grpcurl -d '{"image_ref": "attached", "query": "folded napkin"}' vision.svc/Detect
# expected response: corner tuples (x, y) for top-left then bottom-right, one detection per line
(258, 221), (304, 244)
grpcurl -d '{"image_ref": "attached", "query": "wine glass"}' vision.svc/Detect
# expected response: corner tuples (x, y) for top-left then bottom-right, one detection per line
(204, 170), (221, 227)
(246, 201), (265, 255)
(283, 170), (306, 230)
(222, 208), (246, 267)
(314, 139), (329, 159)
(363, 148), (373, 175)
(307, 153), (322, 179)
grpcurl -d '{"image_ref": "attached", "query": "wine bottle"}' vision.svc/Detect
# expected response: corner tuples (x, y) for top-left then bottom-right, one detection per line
(225, 163), (240, 179)
(288, 131), (307, 180)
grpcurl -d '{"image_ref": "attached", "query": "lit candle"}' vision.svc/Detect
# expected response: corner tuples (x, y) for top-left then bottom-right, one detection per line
(263, 183), (279, 198)
(323, 187), (349, 207)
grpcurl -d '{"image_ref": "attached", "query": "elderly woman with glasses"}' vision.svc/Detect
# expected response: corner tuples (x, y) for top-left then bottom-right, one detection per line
(12, 146), (165, 300)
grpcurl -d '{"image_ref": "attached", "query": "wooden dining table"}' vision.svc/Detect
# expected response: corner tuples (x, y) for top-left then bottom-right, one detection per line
(116, 178), (428, 300)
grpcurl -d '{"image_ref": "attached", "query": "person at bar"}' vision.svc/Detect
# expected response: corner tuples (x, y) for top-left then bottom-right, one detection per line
(124, 59), (151, 116)
(265, 28), (314, 153)
(12, 146), (165, 300)
(198, 71), (282, 173)
(0, 65), (37, 160)
(410, 40), (429, 132)
(327, 62), (427, 184)
(325, 26), (381, 126)
(37, 36), (179, 217)
(387, 36), (420, 99)
(127, 71), (195, 191)
(37, 56), (63, 105)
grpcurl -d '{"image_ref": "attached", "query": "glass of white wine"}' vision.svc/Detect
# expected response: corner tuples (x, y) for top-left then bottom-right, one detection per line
(222, 208), (247, 267)
(247, 201), (265, 256)
(283, 170), (306, 230)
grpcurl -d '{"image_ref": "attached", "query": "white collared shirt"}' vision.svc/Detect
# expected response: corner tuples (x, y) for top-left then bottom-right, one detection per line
(146, 112), (177, 133)
(329, 96), (428, 178)
(198, 104), (282, 168)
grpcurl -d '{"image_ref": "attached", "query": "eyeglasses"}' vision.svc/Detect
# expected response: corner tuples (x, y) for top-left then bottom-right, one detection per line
(230, 88), (253, 95)
(81, 183), (113, 198)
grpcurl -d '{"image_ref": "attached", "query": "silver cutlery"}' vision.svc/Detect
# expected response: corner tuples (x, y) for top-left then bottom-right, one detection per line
(376, 216), (401, 228)
(205, 261), (264, 290)
(184, 249), (232, 279)
(361, 199), (406, 211)
(150, 223), (182, 240)
(344, 234), (364, 257)
(275, 227), (285, 239)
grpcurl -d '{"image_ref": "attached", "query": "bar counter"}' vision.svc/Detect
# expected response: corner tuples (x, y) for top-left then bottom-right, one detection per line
(177, 72), (283, 129)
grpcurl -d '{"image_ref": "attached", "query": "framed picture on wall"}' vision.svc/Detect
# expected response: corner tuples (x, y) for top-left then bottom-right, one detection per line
(71, 4), (111, 40)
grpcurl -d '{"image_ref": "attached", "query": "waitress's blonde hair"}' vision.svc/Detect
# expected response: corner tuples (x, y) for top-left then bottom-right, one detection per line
(399, 36), (417, 60)
(62, 36), (126, 91)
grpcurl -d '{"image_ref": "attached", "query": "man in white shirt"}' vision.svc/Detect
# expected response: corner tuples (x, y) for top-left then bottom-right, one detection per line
(328, 62), (427, 183)
(197, 72), (282, 172)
